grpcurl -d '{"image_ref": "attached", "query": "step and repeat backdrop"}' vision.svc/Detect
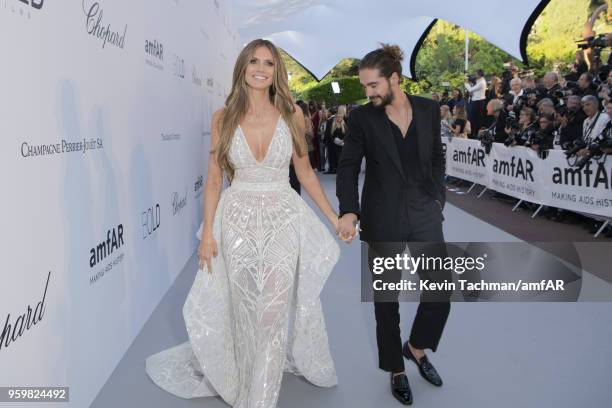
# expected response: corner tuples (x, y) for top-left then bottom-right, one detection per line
(0, 1), (239, 406)
(442, 137), (612, 218)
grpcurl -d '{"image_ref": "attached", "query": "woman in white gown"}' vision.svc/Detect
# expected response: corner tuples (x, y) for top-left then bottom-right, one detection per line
(145, 39), (345, 408)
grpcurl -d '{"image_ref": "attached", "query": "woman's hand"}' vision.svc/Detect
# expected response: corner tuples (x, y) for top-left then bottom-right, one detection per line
(198, 233), (218, 273)
(331, 217), (340, 236)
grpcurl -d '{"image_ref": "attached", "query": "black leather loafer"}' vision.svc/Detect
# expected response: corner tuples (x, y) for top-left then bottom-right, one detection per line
(402, 341), (443, 387)
(390, 373), (413, 405)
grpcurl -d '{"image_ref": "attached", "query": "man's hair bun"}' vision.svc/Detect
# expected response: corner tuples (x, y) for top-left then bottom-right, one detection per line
(381, 43), (404, 63)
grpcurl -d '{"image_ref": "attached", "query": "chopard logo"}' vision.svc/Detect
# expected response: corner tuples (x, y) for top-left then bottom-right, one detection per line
(82, 0), (127, 50)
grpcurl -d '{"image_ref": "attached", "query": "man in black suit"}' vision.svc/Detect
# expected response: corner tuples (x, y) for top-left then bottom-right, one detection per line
(336, 44), (450, 405)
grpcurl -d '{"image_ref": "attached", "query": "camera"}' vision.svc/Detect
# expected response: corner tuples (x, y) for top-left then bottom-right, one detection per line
(478, 127), (495, 154)
(564, 139), (587, 158)
(576, 34), (608, 50)
(572, 132), (612, 169)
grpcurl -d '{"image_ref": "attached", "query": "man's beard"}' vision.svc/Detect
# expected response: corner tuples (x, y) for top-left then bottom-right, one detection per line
(370, 88), (394, 108)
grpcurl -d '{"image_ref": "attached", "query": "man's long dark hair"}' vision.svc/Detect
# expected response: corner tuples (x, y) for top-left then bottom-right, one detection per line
(359, 43), (403, 78)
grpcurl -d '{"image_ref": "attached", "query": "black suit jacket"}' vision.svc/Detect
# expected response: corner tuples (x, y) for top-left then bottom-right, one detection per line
(336, 94), (445, 242)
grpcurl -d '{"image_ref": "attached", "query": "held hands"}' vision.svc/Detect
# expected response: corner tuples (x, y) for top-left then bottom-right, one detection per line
(337, 213), (360, 244)
(198, 232), (218, 273)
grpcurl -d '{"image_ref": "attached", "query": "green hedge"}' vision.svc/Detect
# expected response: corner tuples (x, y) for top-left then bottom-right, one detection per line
(299, 77), (364, 105)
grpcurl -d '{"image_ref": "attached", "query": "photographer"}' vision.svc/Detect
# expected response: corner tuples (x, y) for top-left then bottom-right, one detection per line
(580, 95), (609, 149)
(504, 107), (538, 147)
(541, 72), (562, 104)
(577, 73), (598, 97)
(536, 98), (556, 116)
(557, 95), (587, 149)
(478, 99), (508, 143)
(602, 100), (612, 155)
(526, 112), (556, 153)
(464, 69), (487, 138)
(508, 77), (524, 105)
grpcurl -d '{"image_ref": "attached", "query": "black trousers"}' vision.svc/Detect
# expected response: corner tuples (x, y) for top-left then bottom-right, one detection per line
(469, 99), (486, 139)
(367, 188), (451, 373)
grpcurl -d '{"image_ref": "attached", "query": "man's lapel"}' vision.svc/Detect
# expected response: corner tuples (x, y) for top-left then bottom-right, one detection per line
(407, 93), (430, 165)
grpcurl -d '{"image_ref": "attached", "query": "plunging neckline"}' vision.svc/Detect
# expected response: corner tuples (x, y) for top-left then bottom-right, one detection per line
(238, 114), (282, 165)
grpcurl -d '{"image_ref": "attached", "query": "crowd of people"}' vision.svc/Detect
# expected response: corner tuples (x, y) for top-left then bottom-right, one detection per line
(295, 101), (357, 174)
(432, 53), (612, 236)
(433, 57), (612, 158)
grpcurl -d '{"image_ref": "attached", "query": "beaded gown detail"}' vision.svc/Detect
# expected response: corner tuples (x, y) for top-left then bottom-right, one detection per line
(145, 116), (340, 408)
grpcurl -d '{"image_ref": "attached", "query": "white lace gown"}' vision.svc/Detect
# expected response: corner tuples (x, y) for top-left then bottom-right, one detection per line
(145, 116), (340, 408)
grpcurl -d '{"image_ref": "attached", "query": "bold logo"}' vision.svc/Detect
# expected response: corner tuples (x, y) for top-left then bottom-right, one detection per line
(142, 204), (161, 239)
(89, 224), (124, 268)
(173, 54), (185, 79)
(0, 271), (50, 353)
(82, 1), (127, 50)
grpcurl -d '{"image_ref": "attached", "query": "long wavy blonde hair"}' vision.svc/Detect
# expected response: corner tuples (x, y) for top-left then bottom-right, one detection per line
(213, 39), (306, 182)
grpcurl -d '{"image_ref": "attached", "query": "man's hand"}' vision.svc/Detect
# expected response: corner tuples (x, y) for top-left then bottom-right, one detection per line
(338, 213), (358, 244)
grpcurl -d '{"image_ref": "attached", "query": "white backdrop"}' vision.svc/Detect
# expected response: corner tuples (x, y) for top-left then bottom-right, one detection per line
(0, 1), (239, 406)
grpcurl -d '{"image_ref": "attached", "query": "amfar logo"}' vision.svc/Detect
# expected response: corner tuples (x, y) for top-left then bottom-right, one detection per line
(452, 147), (485, 167)
(82, 0), (127, 50)
(90, 224), (124, 268)
(171, 191), (187, 216)
(0, 271), (50, 353)
(142, 204), (161, 239)
(492, 157), (534, 181)
(145, 39), (163, 61)
(552, 160), (611, 189)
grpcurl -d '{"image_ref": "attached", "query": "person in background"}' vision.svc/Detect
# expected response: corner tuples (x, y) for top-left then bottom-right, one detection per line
(324, 105), (347, 174)
(464, 69), (487, 138)
(297, 100), (317, 170)
(309, 101), (322, 171)
(451, 104), (470, 138)
(486, 76), (503, 101)
(506, 107), (537, 146)
(537, 98), (556, 116)
(559, 95), (587, 149)
(479, 99), (507, 143)
(440, 90), (450, 106)
(580, 95), (609, 148)
(318, 104), (329, 171)
(509, 77), (524, 105)
(440, 105), (453, 138)
(522, 76), (537, 93)
(577, 73), (597, 97)
(447, 88), (465, 112)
